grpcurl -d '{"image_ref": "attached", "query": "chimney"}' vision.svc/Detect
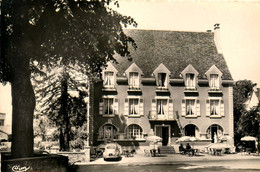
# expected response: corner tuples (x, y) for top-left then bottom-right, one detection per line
(214, 23), (222, 54)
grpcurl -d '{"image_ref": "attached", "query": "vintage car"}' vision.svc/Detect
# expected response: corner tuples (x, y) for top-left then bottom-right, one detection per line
(103, 143), (121, 160)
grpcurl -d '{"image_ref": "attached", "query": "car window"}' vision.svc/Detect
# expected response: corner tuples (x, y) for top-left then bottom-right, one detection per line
(106, 145), (116, 149)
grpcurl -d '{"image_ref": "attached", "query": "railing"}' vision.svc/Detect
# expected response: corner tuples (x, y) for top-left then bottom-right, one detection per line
(97, 133), (145, 141)
(148, 112), (175, 120)
(102, 85), (116, 91)
(184, 87), (197, 92)
(208, 88), (222, 93)
(127, 86), (141, 91)
(155, 86), (169, 92)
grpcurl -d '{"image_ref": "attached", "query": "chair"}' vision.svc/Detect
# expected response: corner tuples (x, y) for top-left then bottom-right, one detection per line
(215, 148), (222, 156)
(246, 148), (252, 155)
(144, 149), (151, 157)
(185, 149), (194, 157)
(90, 147), (97, 158)
(194, 149), (200, 156)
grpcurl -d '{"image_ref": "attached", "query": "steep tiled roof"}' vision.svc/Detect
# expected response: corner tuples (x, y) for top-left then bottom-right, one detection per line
(112, 29), (233, 80)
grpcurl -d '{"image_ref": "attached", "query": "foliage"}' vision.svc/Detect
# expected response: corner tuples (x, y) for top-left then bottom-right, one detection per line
(70, 138), (84, 150)
(233, 80), (257, 145)
(238, 103), (260, 136)
(33, 66), (88, 151)
(0, 0), (137, 157)
(71, 123), (88, 141)
(33, 114), (53, 142)
(1, 0), (137, 82)
(70, 124), (88, 150)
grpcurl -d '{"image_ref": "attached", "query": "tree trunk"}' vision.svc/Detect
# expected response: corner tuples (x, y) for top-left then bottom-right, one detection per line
(11, 62), (35, 158)
(60, 74), (70, 151)
(1, 0), (36, 158)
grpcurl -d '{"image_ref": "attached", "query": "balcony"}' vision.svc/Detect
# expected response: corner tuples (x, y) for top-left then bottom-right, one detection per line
(102, 86), (117, 92)
(148, 113), (175, 121)
(97, 133), (145, 142)
(208, 88), (222, 93)
(184, 87), (198, 92)
(156, 86), (169, 92)
(127, 86), (142, 95)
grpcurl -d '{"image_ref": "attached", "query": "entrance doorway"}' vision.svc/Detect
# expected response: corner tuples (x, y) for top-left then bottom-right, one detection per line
(206, 124), (223, 143)
(155, 125), (170, 146)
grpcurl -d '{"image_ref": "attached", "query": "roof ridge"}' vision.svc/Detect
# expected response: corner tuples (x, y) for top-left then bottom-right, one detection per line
(124, 28), (214, 34)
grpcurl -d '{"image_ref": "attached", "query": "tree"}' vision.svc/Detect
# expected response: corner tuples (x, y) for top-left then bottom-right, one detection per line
(34, 114), (52, 142)
(33, 66), (88, 151)
(233, 80), (257, 145)
(1, 0), (137, 158)
(237, 103), (260, 137)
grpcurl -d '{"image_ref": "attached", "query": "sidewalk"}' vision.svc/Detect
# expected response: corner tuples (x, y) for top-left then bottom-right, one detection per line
(76, 152), (260, 165)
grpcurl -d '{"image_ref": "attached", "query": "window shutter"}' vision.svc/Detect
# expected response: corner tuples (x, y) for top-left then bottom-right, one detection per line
(114, 98), (119, 115)
(220, 100), (225, 117)
(99, 99), (103, 115)
(196, 100), (200, 116)
(124, 99), (129, 116)
(151, 99), (156, 118)
(168, 99), (174, 119)
(139, 99), (144, 116)
(181, 99), (186, 117)
(206, 100), (210, 117)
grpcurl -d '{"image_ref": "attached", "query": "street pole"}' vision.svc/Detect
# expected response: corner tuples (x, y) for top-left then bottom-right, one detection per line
(86, 97), (89, 147)
(257, 110), (260, 155)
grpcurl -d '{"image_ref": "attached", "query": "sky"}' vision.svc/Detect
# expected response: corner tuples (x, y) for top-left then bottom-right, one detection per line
(116, 0), (260, 86)
(1, 0), (260, 125)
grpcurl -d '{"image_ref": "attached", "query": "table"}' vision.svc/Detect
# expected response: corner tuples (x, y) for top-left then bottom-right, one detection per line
(213, 148), (222, 156)
(224, 148), (230, 154)
(185, 149), (195, 156)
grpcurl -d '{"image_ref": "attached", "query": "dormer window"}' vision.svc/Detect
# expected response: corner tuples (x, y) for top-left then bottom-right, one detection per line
(209, 74), (219, 89)
(186, 73), (195, 89)
(205, 65), (223, 92)
(129, 72), (139, 88)
(158, 73), (167, 87)
(181, 64), (198, 92)
(104, 71), (114, 87)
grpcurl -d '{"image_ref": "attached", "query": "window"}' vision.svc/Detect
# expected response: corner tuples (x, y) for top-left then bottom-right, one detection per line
(99, 124), (118, 140)
(184, 124), (199, 137)
(210, 100), (220, 116)
(186, 73), (195, 88)
(104, 98), (114, 115)
(157, 99), (168, 115)
(126, 124), (143, 139)
(186, 99), (195, 115)
(0, 120), (4, 126)
(210, 74), (219, 89)
(129, 72), (139, 88)
(129, 99), (139, 115)
(158, 73), (167, 87)
(104, 71), (114, 87)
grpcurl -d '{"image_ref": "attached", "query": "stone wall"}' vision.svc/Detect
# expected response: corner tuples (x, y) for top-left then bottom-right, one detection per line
(1, 153), (68, 172)
(57, 147), (90, 164)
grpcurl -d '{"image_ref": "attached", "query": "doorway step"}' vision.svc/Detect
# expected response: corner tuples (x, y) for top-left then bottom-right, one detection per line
(158, 146), (175, 154)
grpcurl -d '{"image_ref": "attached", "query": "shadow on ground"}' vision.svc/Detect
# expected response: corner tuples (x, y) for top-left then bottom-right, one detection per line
(104, 157), (122, 162)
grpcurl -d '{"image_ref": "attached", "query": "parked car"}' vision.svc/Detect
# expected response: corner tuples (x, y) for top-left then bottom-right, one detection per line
(103, 143), (121, 160)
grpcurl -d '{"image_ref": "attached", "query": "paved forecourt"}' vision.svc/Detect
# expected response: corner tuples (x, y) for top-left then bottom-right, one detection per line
(76, 153), (260, 166)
